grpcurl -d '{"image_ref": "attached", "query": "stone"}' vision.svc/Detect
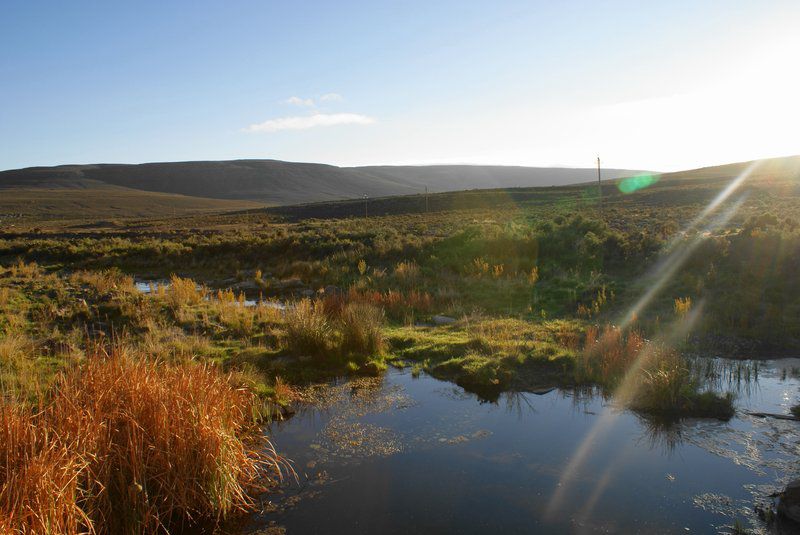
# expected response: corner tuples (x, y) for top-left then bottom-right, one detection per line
(432, 314), (457, 325)
(778, 479), (800, 523)
(231, 280), (260, 291)
(272, 278), (304, 290)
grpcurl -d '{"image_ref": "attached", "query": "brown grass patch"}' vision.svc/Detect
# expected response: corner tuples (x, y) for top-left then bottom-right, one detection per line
(0, 350), (289, 533)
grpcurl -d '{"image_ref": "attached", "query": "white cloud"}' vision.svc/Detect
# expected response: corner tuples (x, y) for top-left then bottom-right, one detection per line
(243, 113), (375, 133)
(320, 93), (343, 102)
(285, 96), (315, 107)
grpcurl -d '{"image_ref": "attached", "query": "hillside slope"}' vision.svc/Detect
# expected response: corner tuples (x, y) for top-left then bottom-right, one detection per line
(0, 160), (643, 206)
(354, 164), (637, 192)
(265, 154), (800, 220)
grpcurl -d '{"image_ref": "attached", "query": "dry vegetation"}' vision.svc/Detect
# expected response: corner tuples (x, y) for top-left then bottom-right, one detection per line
(0, 349), (289, 534)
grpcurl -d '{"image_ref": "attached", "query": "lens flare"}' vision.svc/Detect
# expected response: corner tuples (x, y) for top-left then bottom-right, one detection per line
(618, 173), (660, 194)
(545, 159), (765, 522)
(545, 304), (704, 521)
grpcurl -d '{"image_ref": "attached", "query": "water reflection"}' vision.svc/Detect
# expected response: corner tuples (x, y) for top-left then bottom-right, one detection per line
(252, 360), (800, 534)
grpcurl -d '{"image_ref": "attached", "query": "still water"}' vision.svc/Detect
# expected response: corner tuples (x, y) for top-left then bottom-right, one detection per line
(249, 359), (800, 534)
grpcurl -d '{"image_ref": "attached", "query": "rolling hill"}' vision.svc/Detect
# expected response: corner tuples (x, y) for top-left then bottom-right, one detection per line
(264, 154), (800, 220)
(0, 160), (643, 208)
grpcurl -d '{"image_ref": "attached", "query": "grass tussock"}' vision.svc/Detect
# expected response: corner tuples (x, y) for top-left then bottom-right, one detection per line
(0, 350), (288, 534)
(70, 269), (135, 297)
(283, 298), (386, 364)
(284, 299), (332, 357)
(0, 334), (44, 401)
(577, 325), (734, 419)
(165, 275), (206, 309)
(339, 302), (385, 356)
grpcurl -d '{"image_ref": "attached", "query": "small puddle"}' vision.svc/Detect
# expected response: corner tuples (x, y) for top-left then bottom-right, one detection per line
(133, 279), (285, 309)
(248, 359), (800, 534)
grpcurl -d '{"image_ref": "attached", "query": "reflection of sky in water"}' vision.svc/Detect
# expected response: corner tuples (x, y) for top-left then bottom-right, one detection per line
(254, 360), (800, 534)
(134, 279), (285, 308)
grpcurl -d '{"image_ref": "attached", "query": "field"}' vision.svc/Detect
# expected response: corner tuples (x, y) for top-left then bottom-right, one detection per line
(1, 155), (799, 531)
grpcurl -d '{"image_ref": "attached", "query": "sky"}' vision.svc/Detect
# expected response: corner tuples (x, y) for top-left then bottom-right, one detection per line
(1, 0), (799, 172)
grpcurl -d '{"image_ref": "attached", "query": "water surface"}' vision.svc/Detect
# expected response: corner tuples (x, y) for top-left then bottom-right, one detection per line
(250, 359), (800, 534)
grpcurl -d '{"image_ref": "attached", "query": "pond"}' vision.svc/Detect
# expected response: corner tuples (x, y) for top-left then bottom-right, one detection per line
(247, 359), (800, 534)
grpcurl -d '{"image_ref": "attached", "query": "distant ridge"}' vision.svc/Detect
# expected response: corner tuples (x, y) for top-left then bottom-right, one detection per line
(0, 160), (644, 206)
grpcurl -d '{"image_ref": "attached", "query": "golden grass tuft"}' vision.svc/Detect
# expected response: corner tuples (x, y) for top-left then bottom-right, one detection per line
(70, 269), (135, 296)
(339, 302), (385, 356)
(283, 299), (332, 357)
(165, 275), (206, 309)
(576, 324), (733, 418)
(0, 350), (289, 534)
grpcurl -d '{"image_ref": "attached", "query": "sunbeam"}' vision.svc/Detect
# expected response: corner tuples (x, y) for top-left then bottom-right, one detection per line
(545, 303), (705, 520)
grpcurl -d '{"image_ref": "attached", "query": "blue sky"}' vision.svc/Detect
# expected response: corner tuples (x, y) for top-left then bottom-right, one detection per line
(1, 0), (799, 171)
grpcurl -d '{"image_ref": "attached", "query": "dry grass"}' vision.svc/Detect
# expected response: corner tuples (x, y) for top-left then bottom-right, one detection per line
(0, 350), (289, 534)
(393, 261), (420, 282)
(0, 334), (41, 401)
(283, 299), (332, 357)
(70, 270), (135, 296)
(576, 324), (733, 418)
(165, 275), (206, 310)
(8, 261), (41, 280)
(577, 325), (645, 385)
(339, 303), (385, 356)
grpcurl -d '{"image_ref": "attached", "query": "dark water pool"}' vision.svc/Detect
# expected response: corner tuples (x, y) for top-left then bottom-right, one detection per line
(248, 359), (800, 534)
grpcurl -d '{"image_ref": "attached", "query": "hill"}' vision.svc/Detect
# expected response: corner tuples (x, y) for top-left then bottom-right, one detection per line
(265, 154), (800, 220)
(0, 160), (643, 207)
(0, 183), (261, 224)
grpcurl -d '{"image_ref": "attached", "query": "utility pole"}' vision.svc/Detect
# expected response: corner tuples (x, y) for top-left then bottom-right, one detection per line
(425, 185), (429, 213)
(597, 155), (603, 214)
(363, 194), (368, 218)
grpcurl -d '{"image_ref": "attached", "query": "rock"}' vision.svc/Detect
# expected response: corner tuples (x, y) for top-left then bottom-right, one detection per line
(231, 280), (260, 291)
(778, 479), (800, 523)
(432, 314), (457, 325)
(272, 278), (304, 290)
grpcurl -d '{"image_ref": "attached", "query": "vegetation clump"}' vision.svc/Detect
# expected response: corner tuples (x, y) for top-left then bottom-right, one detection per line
(577, 325), (734, 419)
(0, 349), (288, 534)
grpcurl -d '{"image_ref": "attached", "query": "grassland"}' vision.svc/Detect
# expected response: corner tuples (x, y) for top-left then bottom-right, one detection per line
(0, 184), (262, 223)
(1, 155), (799, 531)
